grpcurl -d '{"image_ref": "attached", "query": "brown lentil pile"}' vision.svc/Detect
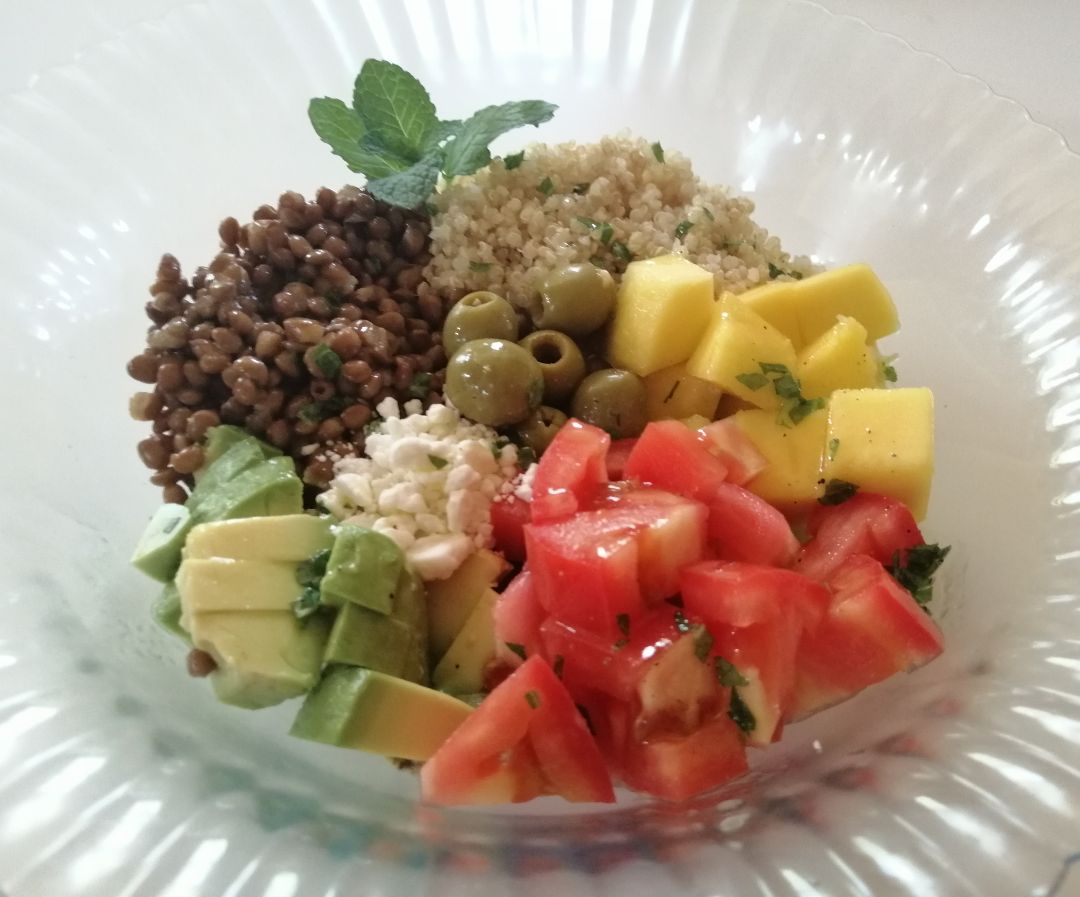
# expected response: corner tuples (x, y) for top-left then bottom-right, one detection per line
(127, 186), (457, 501)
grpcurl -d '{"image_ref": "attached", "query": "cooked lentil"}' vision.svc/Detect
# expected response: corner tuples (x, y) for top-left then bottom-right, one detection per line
(127, 186), (452, 499)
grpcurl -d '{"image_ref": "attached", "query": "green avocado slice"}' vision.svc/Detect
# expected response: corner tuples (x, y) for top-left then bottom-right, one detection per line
(319, 525), (403, 614)
(131, 502), (193, 582)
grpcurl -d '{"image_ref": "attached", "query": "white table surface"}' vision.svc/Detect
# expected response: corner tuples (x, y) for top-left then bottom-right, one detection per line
(2, 0), (1079, 153)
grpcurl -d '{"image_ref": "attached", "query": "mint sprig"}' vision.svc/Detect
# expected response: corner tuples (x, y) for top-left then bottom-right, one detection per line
(310, 59), (558, 209)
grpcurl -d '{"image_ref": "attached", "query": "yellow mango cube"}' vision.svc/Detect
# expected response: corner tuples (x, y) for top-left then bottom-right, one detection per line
(734, 407), (828, 509)
(822, 388), (934, 519)
(644, 362), (723, 421)
(607, 255), (715, 376)
(797, 316), (884, 398)
(687, 294), (798, 410)
(742, 264), (900, 350)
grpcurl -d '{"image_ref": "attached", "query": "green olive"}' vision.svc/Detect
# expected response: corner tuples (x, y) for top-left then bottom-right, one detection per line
(532, 264), (617, 336)
(518, 330), (587, 404)
(442, 291), (519, 356)
(514, 406), (569, 457)
(570, 368), (648, 439)
(445, 338), (544, 427)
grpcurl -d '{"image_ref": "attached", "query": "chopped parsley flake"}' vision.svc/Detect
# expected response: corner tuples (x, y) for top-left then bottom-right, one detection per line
(503, 151), (525, 170)
(827, 437), (841, 461)
(292, 548), (332, 620)
(469, 260), (492, 272)
(820, 478), (858, 505)
(714, 656), (749, 688)
(881, 353), (899, 383)
(524, 690), (541, 709)
(428, 454), (448, 470)
(572, 181), (591, 195)
(675, 220), (693, 240)
(599, 222), (614, 245)
(577, 216), (601, 231)
(651, 141), (665, 163)
(611, 241), (632, 263)
(505, 642), (526, 661)
(693, 626), (714, 662)
(311, 343), (343, 378)
(538, 176), (555, 196)
(738, 362), (824, 427)
(408, 372), (433, 399)
(703, 207), (715, 222)
(728, 688), (756, 734)
(736, 372), (770, 391)
(890, 543), (951, 608)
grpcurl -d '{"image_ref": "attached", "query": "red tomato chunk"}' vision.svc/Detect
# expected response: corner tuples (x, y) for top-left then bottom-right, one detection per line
(530, 419), (610, 522)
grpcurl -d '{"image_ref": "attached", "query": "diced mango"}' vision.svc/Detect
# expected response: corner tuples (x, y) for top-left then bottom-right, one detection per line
(742, 264), (900, 350)
(822, 388), (934, 519)
(686, 294), (798, 410)
(607, 256), (715, 377)
(644, 362), (723, 421)
(797, 316), (884, 398)
(733, 407), (829, 509)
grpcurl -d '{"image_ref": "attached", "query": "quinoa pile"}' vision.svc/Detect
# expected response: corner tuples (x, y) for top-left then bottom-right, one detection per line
(424, 134), (814, 306)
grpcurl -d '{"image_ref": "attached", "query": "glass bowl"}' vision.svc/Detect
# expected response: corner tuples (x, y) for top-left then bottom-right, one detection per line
(3, 1), (1080, 894)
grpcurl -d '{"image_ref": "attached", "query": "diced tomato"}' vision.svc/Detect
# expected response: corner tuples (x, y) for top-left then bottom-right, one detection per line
(681, 561), (829, 744)
(698, 418), (768, 486)
(789, 554), (944, 720)
(421, 656), (615, 805)
(526, 515), (645, 636)
(707, 482), (800, 567)
(489, 494), (531, 564)
(619, 710), (749, 801)
(795, 492), (924, 583)
(623, 420), (729, 501)
(530, 419), (610, 523)
(591, 488), (708, 603)
(680, 561), (830, 630)
(493, 571), (546, 668)
(606, 438), (638, 480)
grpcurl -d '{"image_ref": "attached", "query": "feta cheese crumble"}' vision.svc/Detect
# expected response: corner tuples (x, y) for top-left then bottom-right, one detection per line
(319, 398), (520, 580)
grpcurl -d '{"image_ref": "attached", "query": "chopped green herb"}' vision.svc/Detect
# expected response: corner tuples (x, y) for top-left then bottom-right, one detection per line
(890, 543), (951, 608)
(577, 703), (595, 734)
(572, 181), (591, 195)
(611, 241), (632, 263)
(310, 59), (557, 208)
(651, 141), (665, 163)
(880, 353), (899, 383)
(589, 255), (607, 268)
(599, 222), (614, 245)
(469, 260), (492, 272)
(736, 372), (770, 391)
(428, 454), (449, 470)
(827, 437), (841, 461)
(363, 416), (383, 437)
(820, 479), (859, 506)
(693, 626), (714, 662)
(505, 642), (527, 661)
(298, 397), (346, 422)
(703, 207), (715, 222)
(714, 656), (749, 688)
(408, 371), (433, 399)
(576, 216), (601, 231)
(767, 261), (803, 280)
(663, 380), (681, 404)
(673, 610), (691, 634)
(616, 613), (631, 638)
(728, 688), (756, 734)
(292, 548), (332, 620)
(553, 655), (565, 678)
(310, 343), (343, 378)
(424, 200), (440, 216)
(784, 396), (826, 426)
(675, 220), (694, 240)
(759, 362), (791, 376)
(524, 690), (541, 709)
(292, 591), (322, 620)
(538, 176), (555, 197)
(517, 445), (537, 468)
(503, 150), (525, 170)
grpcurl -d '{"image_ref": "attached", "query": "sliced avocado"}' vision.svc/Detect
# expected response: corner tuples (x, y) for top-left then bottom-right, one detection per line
(392, 566), (428, 636)
(189, 456), (303, 524)
(319, 525), (402, 614)
(176, 558), (309, 615)
(187, 610), (329, 709)
(432, 588), (498, 694)
(199, 425), (281, 476)
(131, 502), (193, 582)
(184, 515), (334, 562)
(290, 666), (472, 760)
(152, 582), (189, 643)
(188, 439), (269, 512)
(323, 602), (424, 681)
(425, 549), (507, 659)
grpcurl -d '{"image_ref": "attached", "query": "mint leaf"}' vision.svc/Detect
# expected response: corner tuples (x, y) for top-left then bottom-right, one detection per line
(352, 60), (439, 162)
(736, 372), (769, 391)
(365, 150), (444, 209)
(309, 98), (404, 179)
(714, 656), (749, 688)
(427, 118), (462, 148)
(503, 150), (525, 170)
(728, 688), (756, 734)
(819, 479), (858, 506)
(890, 543), (951, 608)
(442, 100), (558, 177)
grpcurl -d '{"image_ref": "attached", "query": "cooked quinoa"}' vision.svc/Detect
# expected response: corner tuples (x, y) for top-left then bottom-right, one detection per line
(425, 134), (814, 306)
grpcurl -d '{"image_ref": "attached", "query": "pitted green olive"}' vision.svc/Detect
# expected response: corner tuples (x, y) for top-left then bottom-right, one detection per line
(444, 338), (544, 427)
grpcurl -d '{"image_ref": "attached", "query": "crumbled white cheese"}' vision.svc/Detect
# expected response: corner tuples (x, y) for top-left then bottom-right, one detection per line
(319, 400), (520, 580)
(513, 463), (538, 503)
